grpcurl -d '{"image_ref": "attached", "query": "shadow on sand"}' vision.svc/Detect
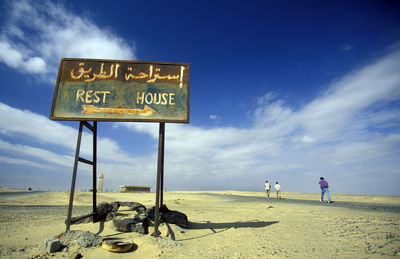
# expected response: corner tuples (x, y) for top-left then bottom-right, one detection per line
(172, 220), (279, 241)
(189, 220), (279, 230)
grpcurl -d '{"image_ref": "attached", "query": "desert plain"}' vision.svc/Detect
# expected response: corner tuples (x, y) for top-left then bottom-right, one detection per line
(0, 188), (399, 258)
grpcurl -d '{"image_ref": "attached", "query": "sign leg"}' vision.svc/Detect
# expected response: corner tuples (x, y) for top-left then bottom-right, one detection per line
(92, 121), (97, 221)
(66, 122), (84, 231)
(152, 122), (165, 237)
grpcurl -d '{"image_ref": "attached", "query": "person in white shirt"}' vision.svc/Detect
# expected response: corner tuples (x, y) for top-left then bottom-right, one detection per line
(265, 180), (271, 199)
(275, 182), (281, 199)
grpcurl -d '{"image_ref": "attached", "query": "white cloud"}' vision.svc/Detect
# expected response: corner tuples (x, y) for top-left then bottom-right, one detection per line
(0, 41), (24, 68)
(0, 139), (73, 168)
(299, 48), (400, 141)
(0, 0), (136, 78)
(0, 155), (54, 169)
(209, 114), (220, 121)
(0, 103), (78, 150)
(291, 135), (316, 144)
(23, 57), (46, 73)
(341, 43), (354, 51)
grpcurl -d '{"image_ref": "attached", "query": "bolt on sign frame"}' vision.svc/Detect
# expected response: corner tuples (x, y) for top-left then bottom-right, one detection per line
(50, 58), (190, 235)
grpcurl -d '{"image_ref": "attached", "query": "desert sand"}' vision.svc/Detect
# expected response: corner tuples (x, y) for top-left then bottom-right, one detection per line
(0, 189), (399, 258)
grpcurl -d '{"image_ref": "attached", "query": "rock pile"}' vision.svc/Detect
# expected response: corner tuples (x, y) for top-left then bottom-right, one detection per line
(69, 202), (188, 235)
(60, 230), (103, 248)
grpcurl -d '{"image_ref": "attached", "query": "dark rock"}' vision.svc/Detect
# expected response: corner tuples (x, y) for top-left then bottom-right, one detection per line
(110, 202), (121, 211)
(43, 238), (60, 253)
(112, 214), (148, 234)
(147, 205), (188, 228)
(94, 202), (116, 221)
(163, 209), (188, 228)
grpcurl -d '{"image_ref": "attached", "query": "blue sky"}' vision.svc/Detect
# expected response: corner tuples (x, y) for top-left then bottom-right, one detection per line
(0, 0), (399, 195)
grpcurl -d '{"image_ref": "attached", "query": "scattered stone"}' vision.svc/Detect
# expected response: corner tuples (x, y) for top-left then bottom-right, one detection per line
(42, 238), (60, 253)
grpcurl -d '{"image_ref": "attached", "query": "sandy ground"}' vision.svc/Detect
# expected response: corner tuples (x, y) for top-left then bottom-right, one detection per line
(0, 190), (399, 258)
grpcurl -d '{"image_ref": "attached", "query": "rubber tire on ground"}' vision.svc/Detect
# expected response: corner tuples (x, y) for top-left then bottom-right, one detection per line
(102, 238), (133, 253)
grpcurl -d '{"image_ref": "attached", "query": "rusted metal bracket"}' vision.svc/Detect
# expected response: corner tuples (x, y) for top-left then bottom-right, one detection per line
(65, 121), (97, 231)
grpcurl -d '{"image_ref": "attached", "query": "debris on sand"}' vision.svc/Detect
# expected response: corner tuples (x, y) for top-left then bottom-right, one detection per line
(57, 230), (102, 248)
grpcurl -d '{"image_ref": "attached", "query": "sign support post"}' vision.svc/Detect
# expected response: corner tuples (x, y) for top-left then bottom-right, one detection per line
(92, 121), (97, 216)
(65, 121), (97, 231)
(152, 122), (165, 237)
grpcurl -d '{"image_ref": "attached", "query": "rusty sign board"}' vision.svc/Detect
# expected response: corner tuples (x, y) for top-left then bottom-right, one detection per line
(50, 58), (190, 123)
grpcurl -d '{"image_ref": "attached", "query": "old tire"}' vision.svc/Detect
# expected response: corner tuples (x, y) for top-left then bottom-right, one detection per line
(102, 238), (133, 253)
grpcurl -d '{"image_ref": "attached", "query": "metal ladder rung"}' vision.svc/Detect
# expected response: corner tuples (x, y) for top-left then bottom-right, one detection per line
(78, 157), (94, 165)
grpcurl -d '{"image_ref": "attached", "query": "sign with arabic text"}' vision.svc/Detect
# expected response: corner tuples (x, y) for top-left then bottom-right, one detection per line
(50, 58), (190, 122)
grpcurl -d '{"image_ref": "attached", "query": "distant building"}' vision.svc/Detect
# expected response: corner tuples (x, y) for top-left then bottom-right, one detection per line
(98, 173), (104, 192)
(120, 185), (151, 193)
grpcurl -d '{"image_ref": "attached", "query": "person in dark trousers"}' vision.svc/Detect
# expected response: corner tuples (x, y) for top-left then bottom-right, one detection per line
(319, 177), (332, 203)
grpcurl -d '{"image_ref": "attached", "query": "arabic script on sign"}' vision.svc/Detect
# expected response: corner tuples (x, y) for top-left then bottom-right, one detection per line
(70, 62), (186, 88)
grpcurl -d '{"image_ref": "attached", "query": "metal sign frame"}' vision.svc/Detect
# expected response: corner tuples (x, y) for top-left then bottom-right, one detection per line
(51, 58), (189, 237)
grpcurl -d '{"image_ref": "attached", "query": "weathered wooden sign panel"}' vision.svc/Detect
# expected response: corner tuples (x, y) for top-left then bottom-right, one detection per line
(50, 58), (190, 122)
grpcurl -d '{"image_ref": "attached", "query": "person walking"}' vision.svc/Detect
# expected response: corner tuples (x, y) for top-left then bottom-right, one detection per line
(265, 180), (271, 199)
(274, 182), (281, 199)
(319, 177), (332, 203)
